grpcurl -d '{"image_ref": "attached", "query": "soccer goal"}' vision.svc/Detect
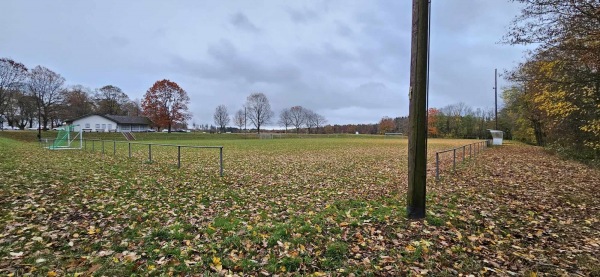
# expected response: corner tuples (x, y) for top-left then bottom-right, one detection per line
(384, 132), (405, 139)
(258, 133), (283, 139)
(47, 125), (83, 150)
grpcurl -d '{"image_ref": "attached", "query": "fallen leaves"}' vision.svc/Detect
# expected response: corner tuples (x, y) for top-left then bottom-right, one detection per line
(0, 137), (598, 275)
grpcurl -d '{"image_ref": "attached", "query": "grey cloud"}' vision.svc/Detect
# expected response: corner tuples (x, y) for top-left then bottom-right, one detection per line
(109, 36), (130, 47)
(287, 7), (319, 23)
(0, 1), (533, 126)
(172, 39), (300, 84)
(335, 21), (353, 37)
(230, 12), (260, 33)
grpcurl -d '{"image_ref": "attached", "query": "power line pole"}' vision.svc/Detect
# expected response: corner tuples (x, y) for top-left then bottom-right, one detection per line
(407, 0), (429, 219)
(494, 68), (498, 130)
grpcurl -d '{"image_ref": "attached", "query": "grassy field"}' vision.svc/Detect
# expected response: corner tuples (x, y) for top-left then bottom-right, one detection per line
(0, 133), (598, 276)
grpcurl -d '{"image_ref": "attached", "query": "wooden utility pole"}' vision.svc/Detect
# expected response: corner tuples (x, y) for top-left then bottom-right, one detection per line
(407, 0), (429, 219)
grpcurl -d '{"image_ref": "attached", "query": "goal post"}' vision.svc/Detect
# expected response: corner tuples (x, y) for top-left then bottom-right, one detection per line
(48, 125), (83, 150)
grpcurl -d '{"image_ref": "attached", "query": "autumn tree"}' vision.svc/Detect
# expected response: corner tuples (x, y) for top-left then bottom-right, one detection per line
(289, 106), (305, 133)
(213, 104), (230, 133)
(28, 66), (65, 131)
(141, 79), (191, 133)
(245, 92), (273, 134)
(233, 109), (246, 132)
(278, 108), (292, 133)
(0, 58), (28, 117)
(94, 85), (130, 115)
(378, 116), (395, 134)
(62, 85), (95, 119)
(427, 108), (439, 137)
(503, 0), (600, 156)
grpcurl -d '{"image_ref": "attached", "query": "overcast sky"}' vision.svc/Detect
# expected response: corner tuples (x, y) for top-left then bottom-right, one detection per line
(0, 1), (531, 126)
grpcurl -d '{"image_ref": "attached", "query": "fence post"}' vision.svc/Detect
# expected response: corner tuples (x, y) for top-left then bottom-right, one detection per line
(128, 142), (131, 158)
(453, 148), (456, 171)
(219, 147), (223, 177)
(177, 146), (181, 168)
(463, 145), (465, 162)
(92, 140), (95, 152)
(470, 143), (472, 158)
(435, 152), (439, 181)
(113, 141), (116, 155)
(102, 140), (105, 154)
(148, 144), (152, 162)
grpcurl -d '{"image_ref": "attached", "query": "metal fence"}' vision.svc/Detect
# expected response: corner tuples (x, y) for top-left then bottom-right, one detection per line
(434, 140), (488, 181)
(40, 138), (224, 176)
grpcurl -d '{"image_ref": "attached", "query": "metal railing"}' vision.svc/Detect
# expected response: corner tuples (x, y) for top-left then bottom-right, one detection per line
(434, 140), (488, 181)
(41, 138), (224, 177)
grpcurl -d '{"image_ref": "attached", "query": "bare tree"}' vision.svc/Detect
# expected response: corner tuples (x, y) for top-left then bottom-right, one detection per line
(213, 104), (230, 132)
(313, 113), (327, 134)
(289, 106), (305, 133)
(278, 108), (292, 133)
(304, 109), (317, 134)
(4, 88), (37, 129)
(0, 58), (28, 117)
(28, 66), (65, 131)
(233, 109), (245, 132)
(123, 98), (142, 116)
(303, 109), (326, 134)
(245, 92), (273, 134)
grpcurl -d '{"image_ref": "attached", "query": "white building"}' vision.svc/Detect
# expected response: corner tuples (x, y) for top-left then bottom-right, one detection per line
(66, 114), (152, 132)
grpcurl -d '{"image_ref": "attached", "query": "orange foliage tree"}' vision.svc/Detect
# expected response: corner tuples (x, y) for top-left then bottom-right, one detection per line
(378, 116), (395, 134)
(141, 79), (191, 132)
(427, 108), (439, 137)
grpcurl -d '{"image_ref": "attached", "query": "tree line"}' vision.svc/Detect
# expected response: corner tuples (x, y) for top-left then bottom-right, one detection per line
(0, 58), (192, 133)
(375, 103), (499, 139)
(211, 93), (328, 134)
(500, 0), (599, 162)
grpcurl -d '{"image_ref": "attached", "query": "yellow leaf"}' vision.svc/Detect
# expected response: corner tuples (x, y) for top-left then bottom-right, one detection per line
(405, 245), (416, 252)
(212, 256), (222, 271)
(47, 271), (57, 277)
(315, 225), (322, 233)
(147, 265), (156, 271)
(530, 272), (537, 277)
(87, 226), (97, 235)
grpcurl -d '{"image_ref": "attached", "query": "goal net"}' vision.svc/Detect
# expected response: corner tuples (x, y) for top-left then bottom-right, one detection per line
(48, 125), (83, 150)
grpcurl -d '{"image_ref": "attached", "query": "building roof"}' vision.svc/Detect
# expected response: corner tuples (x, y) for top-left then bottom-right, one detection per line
(67, 114), (152, 125)
(104, 115), (152, 125)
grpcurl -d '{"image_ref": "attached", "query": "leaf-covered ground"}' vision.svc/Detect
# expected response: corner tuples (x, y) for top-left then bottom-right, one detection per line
(0, 136), (598, 276)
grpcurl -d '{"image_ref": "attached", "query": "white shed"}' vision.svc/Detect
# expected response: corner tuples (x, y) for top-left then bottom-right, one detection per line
(66, 114), (152, 132)
(488, 129), (504, 145)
